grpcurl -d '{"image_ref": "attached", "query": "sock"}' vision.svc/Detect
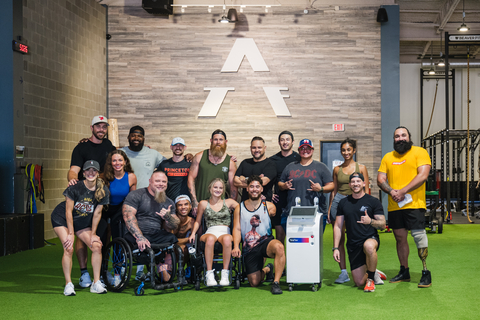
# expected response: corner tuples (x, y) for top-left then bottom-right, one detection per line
(341, 269), (348, 274)
(80, 268), (88, 275)
(367, 270), (375, 280)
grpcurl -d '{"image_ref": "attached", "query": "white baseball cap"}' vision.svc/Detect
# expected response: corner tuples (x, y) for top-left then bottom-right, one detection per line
(171, 137), (186, 146)
(91, 115), (109, 126)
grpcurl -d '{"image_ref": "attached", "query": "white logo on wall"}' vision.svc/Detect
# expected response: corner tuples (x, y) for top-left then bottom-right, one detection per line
(198, 38), (291, 118)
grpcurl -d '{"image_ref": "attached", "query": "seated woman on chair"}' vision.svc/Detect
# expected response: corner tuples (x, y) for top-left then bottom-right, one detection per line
(188, 178), (238, 286)
(50, 160), (110, 296)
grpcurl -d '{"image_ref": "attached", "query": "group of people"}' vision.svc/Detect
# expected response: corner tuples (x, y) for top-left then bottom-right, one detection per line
(51, 115), (433, 296)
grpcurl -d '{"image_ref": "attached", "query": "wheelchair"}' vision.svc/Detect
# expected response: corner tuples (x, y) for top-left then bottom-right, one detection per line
(101, 231), (186, 295)
(189, 218), (244, 290)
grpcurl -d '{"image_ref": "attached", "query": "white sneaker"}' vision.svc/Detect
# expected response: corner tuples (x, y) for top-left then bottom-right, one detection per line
(206, 270), (217, 286)
(219, 269), (230, 286)
(374, 270), (385, 285)
(79, 272), (92, 288)
(90, 280), (107, 294)
(334, 272), (350, 284)
(64, 282), (76, 296)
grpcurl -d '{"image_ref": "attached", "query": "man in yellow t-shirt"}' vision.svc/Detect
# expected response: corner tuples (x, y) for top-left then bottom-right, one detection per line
(377, 127), (432, 288)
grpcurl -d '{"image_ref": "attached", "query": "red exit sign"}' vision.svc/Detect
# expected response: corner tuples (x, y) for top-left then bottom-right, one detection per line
(12, 40), (29, 54)
(333, 124), (344, 132)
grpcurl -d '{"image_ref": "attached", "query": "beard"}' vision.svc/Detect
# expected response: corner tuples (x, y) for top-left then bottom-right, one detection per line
(210, 143), (226, 158)
(129, 139), (144, 152)
(249, 194), (261, 201)
(394, 140), (413, 154)
(154, 190), (167, 204)
(93, 130), (105, 141)
(253, 152), (265, 161)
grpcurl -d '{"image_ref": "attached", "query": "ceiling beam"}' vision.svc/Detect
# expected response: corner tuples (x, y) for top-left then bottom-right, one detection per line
(434, 0), (461, 33)
(420, 41), (432, 59)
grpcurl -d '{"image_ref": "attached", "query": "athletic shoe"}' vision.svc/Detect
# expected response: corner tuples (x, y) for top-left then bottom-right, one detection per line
(206, 270), (217, 286)
(364, 278), (375, 292)
(219, 269), (230, 286)
(135, 270), (144, 281)
(418, 270), (432, 288)
(374, 270), (386, 285)
(271, 281), (283, 294)
(79, 272), (92, 288)
(376, 269), (387, 280)
(334, 272), (350, 284)
(90, 280), (107, 294)
(389, 268), (411, 283)
(265, 263), (274, 283)
(64, 282), (76, 296)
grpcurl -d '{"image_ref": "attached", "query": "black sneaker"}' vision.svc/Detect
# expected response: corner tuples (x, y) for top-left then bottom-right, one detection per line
(418, 270), (432, 288)
(271, 281), (283, 294)
(389, 268), (411, 283)
(265, 263), (274, 283)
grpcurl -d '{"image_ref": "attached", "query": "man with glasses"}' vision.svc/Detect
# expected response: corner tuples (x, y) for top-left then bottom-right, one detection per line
(278, 139), (333, 231)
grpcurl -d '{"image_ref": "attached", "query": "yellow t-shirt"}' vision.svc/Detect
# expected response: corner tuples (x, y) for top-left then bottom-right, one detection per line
(378, 146), (431, 212)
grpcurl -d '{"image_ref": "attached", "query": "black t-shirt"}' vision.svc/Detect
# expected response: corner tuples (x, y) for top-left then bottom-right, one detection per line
(269, 151), (300, 209)
(235, 158), (277, 202)
(337, 194), (384, 247)
(63, 181), (110, 231)
(70, 139), (116, 179)
(157, 158), (192, 201)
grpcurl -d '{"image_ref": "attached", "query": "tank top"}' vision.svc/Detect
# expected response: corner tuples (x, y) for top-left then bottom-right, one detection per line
(109, 172), (130, 205)
(240, 201), (272, 254)
(336, 162), (360, 196)
(195, 150), (231, 201)
(204, 199), (231, 229)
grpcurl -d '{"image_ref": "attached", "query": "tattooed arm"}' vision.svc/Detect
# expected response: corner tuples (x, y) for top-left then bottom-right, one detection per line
(377, 172), (393, 194)
(123, 203), (150, 251)
(156, 205), (180, 230)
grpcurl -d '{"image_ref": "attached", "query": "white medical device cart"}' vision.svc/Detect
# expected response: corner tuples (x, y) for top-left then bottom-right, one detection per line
(285, 205), (323, 292)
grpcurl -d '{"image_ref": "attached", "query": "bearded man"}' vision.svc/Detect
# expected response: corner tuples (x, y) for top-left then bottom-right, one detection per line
(187, 129), (238, 214)
(377, 126), (432, 288)
(121, 126), (166, 189)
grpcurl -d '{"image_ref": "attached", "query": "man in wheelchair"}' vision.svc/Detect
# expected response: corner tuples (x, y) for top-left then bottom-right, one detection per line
(232, 175), (285, 294)
(123, 170), (181, 282)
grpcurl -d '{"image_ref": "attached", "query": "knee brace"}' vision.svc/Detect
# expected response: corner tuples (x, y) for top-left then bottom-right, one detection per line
(411, 229), (428, 248)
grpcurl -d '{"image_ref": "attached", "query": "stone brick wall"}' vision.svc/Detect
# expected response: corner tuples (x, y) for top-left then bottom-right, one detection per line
(22, 0), (106, 238)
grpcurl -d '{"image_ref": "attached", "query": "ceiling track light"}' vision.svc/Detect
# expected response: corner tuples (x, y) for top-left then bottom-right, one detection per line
(458, 0), (470, 32)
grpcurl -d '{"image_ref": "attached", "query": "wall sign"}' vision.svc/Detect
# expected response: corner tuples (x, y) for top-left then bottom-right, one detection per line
(198, 38), (291, 118)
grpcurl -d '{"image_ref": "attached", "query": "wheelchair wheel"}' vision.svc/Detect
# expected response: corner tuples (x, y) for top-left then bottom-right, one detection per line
(102, 237), (132, 292)
(134, 286), (145, 296)
(195, 280), (201, 291)
(234, 278), (240, 290)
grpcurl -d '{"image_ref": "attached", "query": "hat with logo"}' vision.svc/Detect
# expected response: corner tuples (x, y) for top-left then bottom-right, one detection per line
(83, 160), (100, 171)
(171, 137), (186, 146)
(91, 115), (109, 126)
(175, 195), (191, 204)
(299, 139), (314, 149)
(349, 172), (365, 182)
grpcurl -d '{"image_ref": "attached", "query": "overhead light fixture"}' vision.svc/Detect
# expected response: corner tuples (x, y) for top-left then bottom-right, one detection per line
(227, 8), (238, 23)
(437, 59), (445, 67)
(428, 42), (435, 75)
(437, 31), (445, 67)
(458, 0), (470, 32)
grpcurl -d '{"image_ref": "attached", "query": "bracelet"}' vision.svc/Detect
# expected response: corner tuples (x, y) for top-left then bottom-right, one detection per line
(320, 186), (324, 193)
(369, 219), (373, 226)
(332, 247), (339, 251)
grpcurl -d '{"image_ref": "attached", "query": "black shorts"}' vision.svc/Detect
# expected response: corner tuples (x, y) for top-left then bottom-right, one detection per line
(124, 229), (178, 248)
(244, 235), (274, 275)
(347, 234), (380, 271)
(51, 201), (107, 236)
(388, 209), (426, 230)
(271, 202), (283, 227)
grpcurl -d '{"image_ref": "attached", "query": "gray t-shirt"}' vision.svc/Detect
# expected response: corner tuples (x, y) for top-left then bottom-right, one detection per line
(121, 146), (166, 189)
(280, 160), (332, 214)
(123, 188), (175, 237)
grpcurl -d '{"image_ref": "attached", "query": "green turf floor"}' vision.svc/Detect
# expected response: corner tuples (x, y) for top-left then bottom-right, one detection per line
(1, 224), (479, 320)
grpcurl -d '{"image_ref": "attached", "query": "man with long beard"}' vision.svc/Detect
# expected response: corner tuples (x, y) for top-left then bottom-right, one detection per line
(377, 126), (432, 288)
(123, 171), (180, 280)
(121, 126), (166, 189)
(187, 129), (238, 214)
(67, 115), (116, 288)
(234, 136), (276, 202)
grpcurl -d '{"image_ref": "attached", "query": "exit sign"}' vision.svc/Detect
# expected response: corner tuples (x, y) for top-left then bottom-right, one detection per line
(333, 124), (344, 131)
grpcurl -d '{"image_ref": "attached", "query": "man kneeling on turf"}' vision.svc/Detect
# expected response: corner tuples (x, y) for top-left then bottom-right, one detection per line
(333, 172), (387, 292)
(232, 175), (285, 294)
